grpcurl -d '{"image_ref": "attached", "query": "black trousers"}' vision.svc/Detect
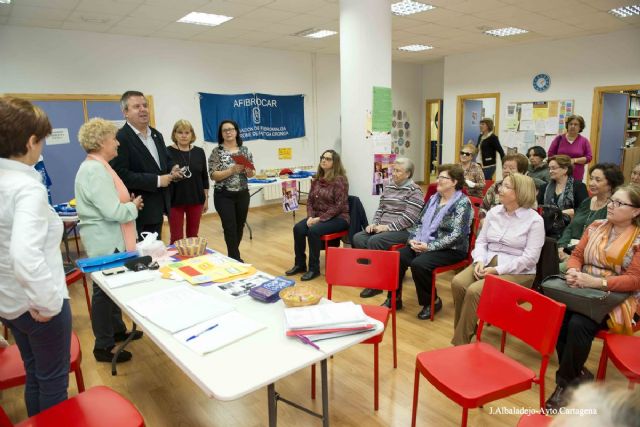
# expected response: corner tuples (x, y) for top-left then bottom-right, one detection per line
(555, 311), (605, 387)
(137, 221), (163, 241)
(397, 246), (467, 306)
(293, 217), (349, 272)
(214, 188), (250, 261)
(91, 282), (127, 351)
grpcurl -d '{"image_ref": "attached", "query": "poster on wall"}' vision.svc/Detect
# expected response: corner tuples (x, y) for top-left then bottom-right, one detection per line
(372, 153), (396, 195)
(281, 181), (299, 212)
(199, 92), (305, 142)
(365, 110), (392, 153)
(391, 109), (411, 156)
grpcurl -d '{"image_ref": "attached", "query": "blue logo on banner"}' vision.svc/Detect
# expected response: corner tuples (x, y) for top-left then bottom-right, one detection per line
(199, 92), (305, 142)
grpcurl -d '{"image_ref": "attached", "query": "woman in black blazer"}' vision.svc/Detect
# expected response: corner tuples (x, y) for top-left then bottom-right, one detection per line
(476, 118), (505, 180)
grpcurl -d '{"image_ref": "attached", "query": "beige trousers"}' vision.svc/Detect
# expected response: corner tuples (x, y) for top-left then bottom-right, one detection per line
(450, 257), (535, 346)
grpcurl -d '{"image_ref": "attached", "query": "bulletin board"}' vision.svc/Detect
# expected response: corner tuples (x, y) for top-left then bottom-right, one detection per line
(500, 99), (574, 155)
(7, 94), (155, 204)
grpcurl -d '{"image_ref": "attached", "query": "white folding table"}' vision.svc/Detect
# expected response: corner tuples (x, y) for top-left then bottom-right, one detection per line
(91, 269), (382, 427)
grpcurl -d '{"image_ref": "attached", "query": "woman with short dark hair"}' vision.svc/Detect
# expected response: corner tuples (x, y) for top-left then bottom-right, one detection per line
(526, 145), (550, 190)
(548, 114), (593, 181)
(0, 96), (71, 416)
(476, 118), (505, 180)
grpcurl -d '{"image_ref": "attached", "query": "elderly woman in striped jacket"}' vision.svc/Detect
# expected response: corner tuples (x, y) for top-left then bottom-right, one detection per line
(354, 157), (425, 298)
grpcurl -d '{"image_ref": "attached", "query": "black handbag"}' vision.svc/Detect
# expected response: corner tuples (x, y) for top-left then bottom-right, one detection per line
(540, 205), (567, 236)
(541, 275), (631, 323)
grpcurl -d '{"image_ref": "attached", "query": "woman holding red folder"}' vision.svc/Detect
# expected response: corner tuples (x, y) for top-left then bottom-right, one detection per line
(208, 120), (255, 262)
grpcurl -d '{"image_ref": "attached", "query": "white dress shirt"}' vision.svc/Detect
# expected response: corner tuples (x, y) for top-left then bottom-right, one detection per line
(127, 122), (164, 187)
(472, 205), (545, 275)
(0, 158), (68, 319)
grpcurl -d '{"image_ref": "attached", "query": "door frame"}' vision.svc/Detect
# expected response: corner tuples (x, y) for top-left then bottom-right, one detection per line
(454, 92), (500, 163)
(590, 84), (640, 164)
(424, 99), (443, 184)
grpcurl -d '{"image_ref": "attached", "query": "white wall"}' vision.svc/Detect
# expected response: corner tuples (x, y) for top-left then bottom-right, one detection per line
(440, 27), (640, 166)
(421, 59), (445, 179)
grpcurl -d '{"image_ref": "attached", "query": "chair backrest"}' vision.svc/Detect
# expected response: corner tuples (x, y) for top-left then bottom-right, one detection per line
(483, 180), (494, 196)
(0, 406), (12, 427)
(425, 183), (437, 202)
(326, 247), (399, 295)
(476, 275), (566, 356)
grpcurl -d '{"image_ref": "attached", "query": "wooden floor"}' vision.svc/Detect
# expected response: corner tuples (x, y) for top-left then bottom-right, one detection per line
(1, 203), (627, 427)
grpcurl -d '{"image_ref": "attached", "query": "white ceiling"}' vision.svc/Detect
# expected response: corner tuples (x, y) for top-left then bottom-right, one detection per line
(1, 0), (639, 63)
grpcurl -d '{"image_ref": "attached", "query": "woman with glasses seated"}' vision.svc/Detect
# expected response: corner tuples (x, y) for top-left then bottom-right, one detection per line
(545, 184), (640, 411)
(458, 143), (485, 198)
(285, 150), (349, 281)
(481, 153), (529, 217)
(451, 173), (544, 345)
(75, 118), (145, 364)
(538, 154), (589, 239)
(208, 120), (255, 262)
(388, 164), (472, 319)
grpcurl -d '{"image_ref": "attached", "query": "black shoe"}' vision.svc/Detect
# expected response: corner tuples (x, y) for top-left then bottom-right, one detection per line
(93, 346), (132, 363)
(545, 385), (567, 411)
(285, 265), (306, 276)
(300, 270), (320, 281)
(381, 297), (403, 310)
(580, 367), (594, 382)
(114, 330), (143, 343)
(417, 297), (443, 320)
(360, 288), (383, 298)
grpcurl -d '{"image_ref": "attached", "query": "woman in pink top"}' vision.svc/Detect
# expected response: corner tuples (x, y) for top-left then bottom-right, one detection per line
(548, 114), (593, 181)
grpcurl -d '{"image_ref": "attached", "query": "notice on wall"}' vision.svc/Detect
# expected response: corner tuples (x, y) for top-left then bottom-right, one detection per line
(372, 86), (392, 132)
(278, 147), (292, 160)
(45, 128), (70, 146)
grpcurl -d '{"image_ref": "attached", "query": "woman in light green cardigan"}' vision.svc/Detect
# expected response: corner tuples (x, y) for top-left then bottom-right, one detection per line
(75, 118), (143, 364)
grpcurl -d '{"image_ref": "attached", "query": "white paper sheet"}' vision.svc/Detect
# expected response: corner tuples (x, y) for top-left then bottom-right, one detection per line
(174, 311), (265, 355)
(534, 120), (546, 136)
(284, 301), (367, 330)
(520, 103), (534, 121)
(519, 120), (534, 131)
(127, 285), (234, 333)
(103, 270), (157, 289)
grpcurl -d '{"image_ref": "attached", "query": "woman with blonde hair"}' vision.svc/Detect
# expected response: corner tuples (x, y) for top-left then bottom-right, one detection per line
(458, 143), (485, 197)
(167, 119), (209, 244)
(285, 150), (349, 281)
(75, 118), (144, 363)
(451, 173), (544, 345)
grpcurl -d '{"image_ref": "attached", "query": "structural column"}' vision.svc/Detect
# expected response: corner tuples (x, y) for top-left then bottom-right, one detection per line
(339, 0), (392, 219)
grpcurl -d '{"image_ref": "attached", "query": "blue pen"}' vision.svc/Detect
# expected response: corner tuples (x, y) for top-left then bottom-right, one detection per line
(295, 334), (321, 351)
(185, 324), (219, 342)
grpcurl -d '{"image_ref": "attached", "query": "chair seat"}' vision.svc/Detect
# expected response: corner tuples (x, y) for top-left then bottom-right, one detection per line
(320, 230), (348, 241)
(417, 342), (536, 407)
(361, 305), (390, 345)
(605, 334), (640, 381)
(15, 386), (144, 427)
(517, 414), (553, 427)
(433, 259), (471, 275)
(0, 332), (82, 389)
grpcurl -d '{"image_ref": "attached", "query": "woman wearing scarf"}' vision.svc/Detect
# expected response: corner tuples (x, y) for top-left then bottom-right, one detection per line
(545, 184), (640, 411)
(538, 154), (589, 239)
(386, 164), (472, 320)
(75, 118), (144, 363)
(451, 173), (544, 345)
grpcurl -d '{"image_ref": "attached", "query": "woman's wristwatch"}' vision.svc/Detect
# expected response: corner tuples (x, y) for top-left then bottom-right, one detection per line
(601, 278), (608, 291)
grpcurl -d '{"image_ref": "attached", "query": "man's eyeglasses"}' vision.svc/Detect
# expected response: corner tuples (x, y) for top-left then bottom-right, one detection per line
(221, 128), (236, 133)
(607, 198), (637, 209)
(459, 151), (473, 157)
(320, 156), (333, 161)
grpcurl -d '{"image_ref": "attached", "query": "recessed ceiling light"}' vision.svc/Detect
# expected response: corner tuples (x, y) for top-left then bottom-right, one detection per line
(484, 27), (528, 37)
(293, 28), (338, 39)
(177, 12), (233, 27)
(0, 0), (11, 4)
(609, 5), (640, 17)
(391, 0), (435, 16)
(398, 44), (433, 52)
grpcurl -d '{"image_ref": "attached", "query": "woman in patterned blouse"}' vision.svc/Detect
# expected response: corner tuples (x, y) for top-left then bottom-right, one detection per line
(208, 120), (255, 262)
(459, 143), (485, 198)
(388, 164), (473, 320)
(285, 150), (349, 281)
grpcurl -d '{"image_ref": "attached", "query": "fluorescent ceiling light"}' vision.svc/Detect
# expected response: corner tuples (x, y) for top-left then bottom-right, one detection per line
(398, 44), (433, 52)
(391, 0), (435, 16)
(177, 12), (233, 27)
(609, 5), (640, 17)
(484, 27), (528, 37)
(303, 29), (337, 39)
(0, 0), (11, 4)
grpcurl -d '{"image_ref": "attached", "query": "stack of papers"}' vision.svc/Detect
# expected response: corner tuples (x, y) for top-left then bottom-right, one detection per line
(103, 270), (157, 289)
(284, 301), (376, 342)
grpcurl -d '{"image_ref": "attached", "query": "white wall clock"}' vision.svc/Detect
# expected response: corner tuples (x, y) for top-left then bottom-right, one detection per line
(533, 73), (551, 92)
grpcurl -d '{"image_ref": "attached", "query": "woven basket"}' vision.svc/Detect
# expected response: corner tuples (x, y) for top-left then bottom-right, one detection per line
(280, 285), (322, 308)
(174, 237), (207, 257)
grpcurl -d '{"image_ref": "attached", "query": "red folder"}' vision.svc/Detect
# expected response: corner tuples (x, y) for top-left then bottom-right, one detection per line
(231, 154), (255, 170)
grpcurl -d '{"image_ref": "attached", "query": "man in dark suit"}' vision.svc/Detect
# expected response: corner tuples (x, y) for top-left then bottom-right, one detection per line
(111, 90), (180, 239)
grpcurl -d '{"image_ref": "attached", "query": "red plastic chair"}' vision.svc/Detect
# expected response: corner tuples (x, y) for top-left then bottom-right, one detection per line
(0, 331), (85, 393)
(66, 269), (91, 320)
(596, 333), (640, 388)
(310, 247), (400, 410)
(411, 275), (566, 427)
(517, 414), (553, 427)
(319, 230), (348, 274)
(0, 385), (144, 427)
